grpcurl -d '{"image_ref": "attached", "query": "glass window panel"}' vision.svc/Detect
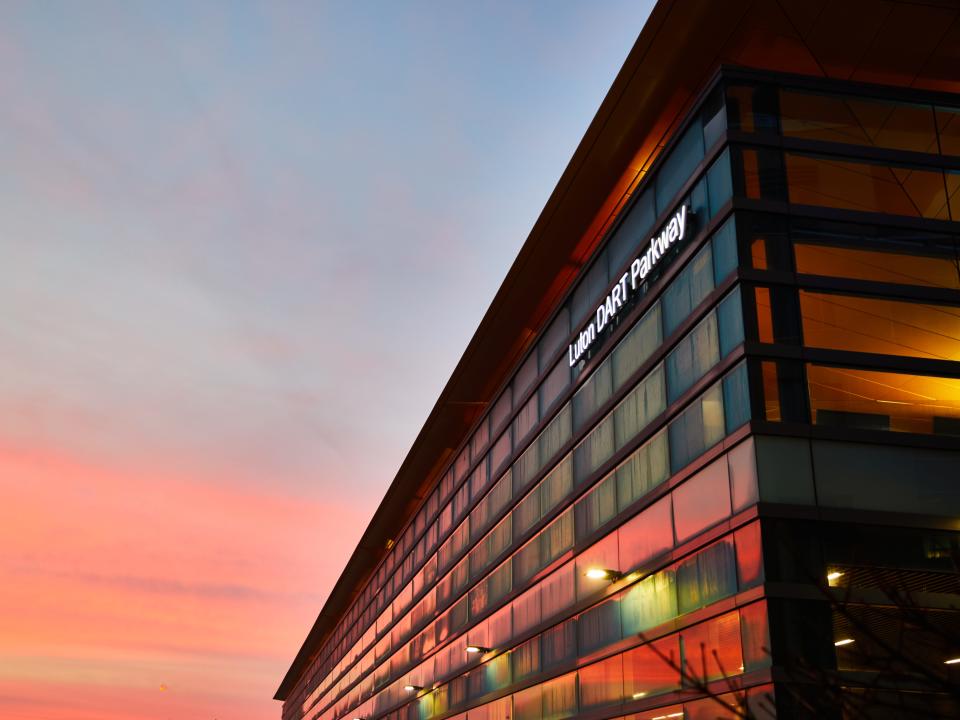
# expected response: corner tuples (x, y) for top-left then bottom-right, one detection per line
(490, 430), (512, 478)
(573, 413), (615, 483)
(754, 287), (774, 343)
(470, 417), (490, 461)
(512, 683), (541, 720)
(540, 562), (576, 620)
(575, 532), (621, 601)
(794, 241), (960, 290)
(668, 384), (725, 473)
(615, 429), (670, 509)
(470, 456), (490, 503)
(573, 358), (613, 429)
(680, 610), (743, 684)
(728, 437), (759, 512)
(574, 472), (618, 541)
(609, 189), (656, 276)
(612, 303), (663, 390)
(541, 671), (577, 720)
(707, 148), (733, 217)
(947, 170), (959, 221)
(711, 216), (737, 285)
(702, 86), (726, 150)
(514, 353), (538, 404)
(513, 394), (539, 446)
(512, 585), (542, 637)
(785, 153), (951, 220)
(666, 312), (720, 403)
(618, 494), (674, 572)
(514, 442), (540, 496)
(578, 597), (622, 654)
(539, 358), (570, 416)
(685, 692), (743, 720)
(735, 521), (764, 590)
(722, 362), (751, 432)
(780, 90), (938, 153)
(613, 364), (666, 450)
(541, 455), (572, 517)
(454, 448), (471, 484)
(663, 244), (715, 337)
(740, 600), (771, 672)
(698, 538), (738, 608)
(541, 617), (577, 668)
(623, 635), (681, 700)
(512, 485), (541, 541)
(807, 364), (960, 435)
(537, 405), (572, 473)
(717, 287), (744, 358)
(572, 253), (610, 328)
(513, 536), (541, 588)
(491, 388), (512, 435)
(936, 105), (960, 156)
(673, 457), (730, 543)
(541, 508), (573, 566)
(800, 291), (960, 361)
(676, 551), (702, 615)
(540, 307), (570, 371)
(512, 635), (541, 682)
(579, 653), (624, 709)
(656, 123), (706, 215)
(621, 569), (678, 636)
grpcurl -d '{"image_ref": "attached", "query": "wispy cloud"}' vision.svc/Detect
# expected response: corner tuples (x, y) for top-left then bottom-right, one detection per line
(0, 1), (653, 718)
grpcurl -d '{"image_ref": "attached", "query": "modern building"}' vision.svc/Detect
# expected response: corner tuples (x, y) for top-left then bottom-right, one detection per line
(276, 1), (960, 718)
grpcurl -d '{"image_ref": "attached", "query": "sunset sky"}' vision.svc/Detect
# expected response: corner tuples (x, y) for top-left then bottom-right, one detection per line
(0, 2), (653, 718)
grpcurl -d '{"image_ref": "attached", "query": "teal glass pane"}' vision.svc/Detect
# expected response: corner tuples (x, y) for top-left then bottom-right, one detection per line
(717, 287), (744, 358)
(722, 362), (750, 432)
(706, 148), (733, 217)
(711, 215), (738, 283)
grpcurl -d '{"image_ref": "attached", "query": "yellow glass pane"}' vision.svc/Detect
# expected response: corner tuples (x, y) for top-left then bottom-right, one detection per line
(807, 365), (960, 435)
(781, 90), (938, 154)
(795, 243), (960, 290)
(800, 291), (960, 361)
(786, 154), (948, 220)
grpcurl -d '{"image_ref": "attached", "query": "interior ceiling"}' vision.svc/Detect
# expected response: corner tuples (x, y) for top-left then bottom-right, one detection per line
(277, 0), (960, 700)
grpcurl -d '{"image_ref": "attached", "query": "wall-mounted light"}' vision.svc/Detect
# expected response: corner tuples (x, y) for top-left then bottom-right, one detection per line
(584, 567), (621, 581)
(945, 657), (960, 665)
(826, 571), (844, 585)
(465, 645), (490, 654)
(631, 691), (647, 699)
(403, 684), (423, 692)
(834, 638), (855, 647)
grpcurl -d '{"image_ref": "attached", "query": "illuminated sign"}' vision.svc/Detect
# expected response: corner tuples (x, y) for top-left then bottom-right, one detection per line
(568, 204), (690, 367)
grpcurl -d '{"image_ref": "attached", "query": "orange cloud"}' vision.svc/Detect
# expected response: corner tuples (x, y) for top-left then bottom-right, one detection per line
(0, 442), (372, 719)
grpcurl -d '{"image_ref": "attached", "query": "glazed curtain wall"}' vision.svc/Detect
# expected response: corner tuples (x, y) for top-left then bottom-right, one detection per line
(305, 353), (749, 720)
(285, 101), (739, 719)
(284, 84), (735, 719)
(739, 213), (960, 439)
(330, 486), (762, 720)
(720, 75), (960, 445)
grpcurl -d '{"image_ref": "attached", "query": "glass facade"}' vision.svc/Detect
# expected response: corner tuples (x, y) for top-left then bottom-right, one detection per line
(282, 68), (960, 720)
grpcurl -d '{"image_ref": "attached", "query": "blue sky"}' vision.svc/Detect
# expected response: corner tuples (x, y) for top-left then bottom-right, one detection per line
(0, 3), (654, 718)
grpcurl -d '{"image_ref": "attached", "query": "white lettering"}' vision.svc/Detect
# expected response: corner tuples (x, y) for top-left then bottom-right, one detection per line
(567, 203), (692, 367)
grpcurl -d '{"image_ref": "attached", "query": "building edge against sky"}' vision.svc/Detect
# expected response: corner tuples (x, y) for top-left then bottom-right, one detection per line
(277, 1), (960, 719)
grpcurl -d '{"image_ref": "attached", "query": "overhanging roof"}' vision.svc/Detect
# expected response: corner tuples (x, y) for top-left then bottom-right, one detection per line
(276, 0), (960, 702)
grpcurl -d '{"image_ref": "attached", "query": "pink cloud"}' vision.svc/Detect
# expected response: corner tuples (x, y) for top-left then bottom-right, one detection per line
(0, 443), (372, 719)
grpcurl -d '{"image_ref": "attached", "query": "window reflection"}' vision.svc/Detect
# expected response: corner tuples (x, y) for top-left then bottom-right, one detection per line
(785, 153), (952, 220)
(795, 241), (960, 290)
(780, 90), (939, 153)
(800, 291), (960, 361)
(807, 364), (960, 435)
